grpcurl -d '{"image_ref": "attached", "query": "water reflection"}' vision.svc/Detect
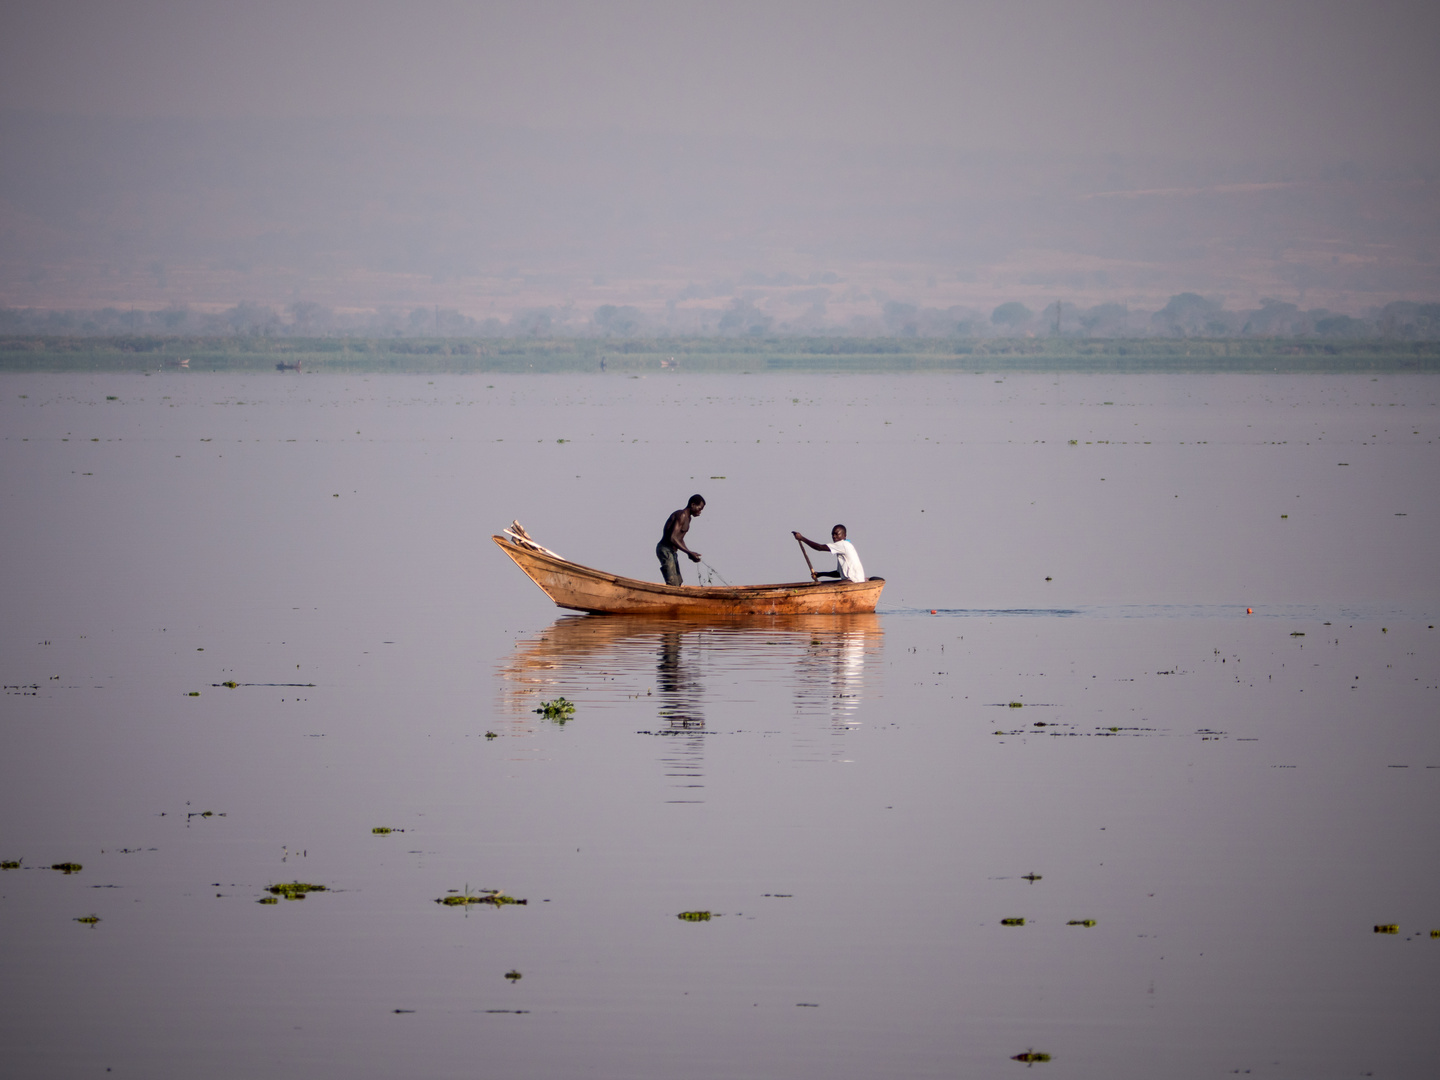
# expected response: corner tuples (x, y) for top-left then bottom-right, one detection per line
(498, 614), (884, 734)
(655, 629), (703, 728)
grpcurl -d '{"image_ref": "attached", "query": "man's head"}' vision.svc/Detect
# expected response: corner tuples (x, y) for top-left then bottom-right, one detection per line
(688, 494), (706, 515)
(831, 524), (846, 542)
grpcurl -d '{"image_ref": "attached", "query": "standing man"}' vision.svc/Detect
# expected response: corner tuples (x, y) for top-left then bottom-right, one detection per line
(793, 525), (865, 583)
(658, 494), (705, 586)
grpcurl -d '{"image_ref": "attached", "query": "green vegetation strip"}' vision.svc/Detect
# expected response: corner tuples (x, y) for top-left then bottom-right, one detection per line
(3, 335), (1438, 373)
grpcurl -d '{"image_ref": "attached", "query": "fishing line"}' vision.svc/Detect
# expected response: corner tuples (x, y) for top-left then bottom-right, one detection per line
(699, 561), (731, 586)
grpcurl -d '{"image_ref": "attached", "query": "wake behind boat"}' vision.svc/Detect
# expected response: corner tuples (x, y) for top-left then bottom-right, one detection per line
(493, 525), (884, 616)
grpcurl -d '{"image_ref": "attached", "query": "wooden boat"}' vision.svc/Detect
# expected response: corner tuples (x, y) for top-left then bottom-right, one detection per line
(493, 530), (884, 616)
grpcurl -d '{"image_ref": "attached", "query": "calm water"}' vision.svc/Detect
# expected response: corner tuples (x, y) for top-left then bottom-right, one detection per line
(2, 371), (1438, 1079)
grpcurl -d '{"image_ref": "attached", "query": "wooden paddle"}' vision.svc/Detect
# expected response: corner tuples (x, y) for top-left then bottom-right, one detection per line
(796, 535), (818, 581)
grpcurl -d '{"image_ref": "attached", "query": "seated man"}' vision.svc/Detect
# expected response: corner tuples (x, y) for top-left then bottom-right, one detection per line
(657, 494), (705, 586)
(792, 525), (865, 583)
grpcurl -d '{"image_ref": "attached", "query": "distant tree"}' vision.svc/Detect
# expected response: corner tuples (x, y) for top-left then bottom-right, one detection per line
(1315, 314), (1365, 336)
(1039, 301), (1074, 335)
(436, 308), (473, 334)
(883, 301), (919, 335)
(511, 308), (555, 336)
(1380, 301), (1440, 338)
(718, 298), (772, 336)
(1153, 293), (1222, 336)
(1283, 263), (1324, 302)
(288, 301), (328, 334)
(1080, 303), (1128, 334)
(991, 302), (1032, 328)
(159, 306), (190, 330)
(1241, 299), (1301, 336)
(224, 302), (280, 336)
(592, 304), (642, 335)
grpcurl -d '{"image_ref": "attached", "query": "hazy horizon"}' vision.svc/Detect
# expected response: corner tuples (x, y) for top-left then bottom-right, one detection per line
(2, 1), (1437, 329)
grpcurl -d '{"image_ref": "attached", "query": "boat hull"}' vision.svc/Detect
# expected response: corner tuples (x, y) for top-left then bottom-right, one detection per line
(493, 535), (884, 615)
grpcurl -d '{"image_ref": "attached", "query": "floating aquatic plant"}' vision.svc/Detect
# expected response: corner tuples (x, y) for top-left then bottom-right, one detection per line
(436, 890), (526, 907)
(1374, 924), (1399, 934)
(1008, 701), (1023, 708)
(534, 697), (575, 720)
(1012, 1050), (1051, 1064)
(505, 970), (522, 982)
(1067, 919), (1097, 927)
(677, 911), (712, 921)
(51, 862), (82, 874)
(75, 915), (100, 924)
(257, 897), (278, 904)
(1000, 917), (1026, 926)
(1, 860), (20, 870)
(268, 882), (327, 900)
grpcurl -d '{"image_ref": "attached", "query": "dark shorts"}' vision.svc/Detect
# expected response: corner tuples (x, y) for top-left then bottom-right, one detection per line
(656, 541), (682, 586)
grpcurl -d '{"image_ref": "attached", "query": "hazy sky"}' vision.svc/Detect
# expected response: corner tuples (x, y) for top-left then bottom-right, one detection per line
(4, 0), (1438, 164)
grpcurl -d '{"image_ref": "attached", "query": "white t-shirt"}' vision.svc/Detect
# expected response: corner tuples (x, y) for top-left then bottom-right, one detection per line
(827, 539), (865, 583)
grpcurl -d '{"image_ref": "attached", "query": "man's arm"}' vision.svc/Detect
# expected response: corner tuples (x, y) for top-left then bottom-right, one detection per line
(671, 512), (701, 561)
(792, 531), (830, 553)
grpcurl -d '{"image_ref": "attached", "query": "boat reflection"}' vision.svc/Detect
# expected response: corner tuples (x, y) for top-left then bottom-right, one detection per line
(497, 614), (883, 735)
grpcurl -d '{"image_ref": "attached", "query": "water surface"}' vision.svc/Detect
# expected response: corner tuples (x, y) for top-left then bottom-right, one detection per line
(1, 371), (1437, 1079)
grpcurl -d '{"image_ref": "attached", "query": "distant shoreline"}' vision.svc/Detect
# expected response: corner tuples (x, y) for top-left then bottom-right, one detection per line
(2, 335), (1437, 374)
